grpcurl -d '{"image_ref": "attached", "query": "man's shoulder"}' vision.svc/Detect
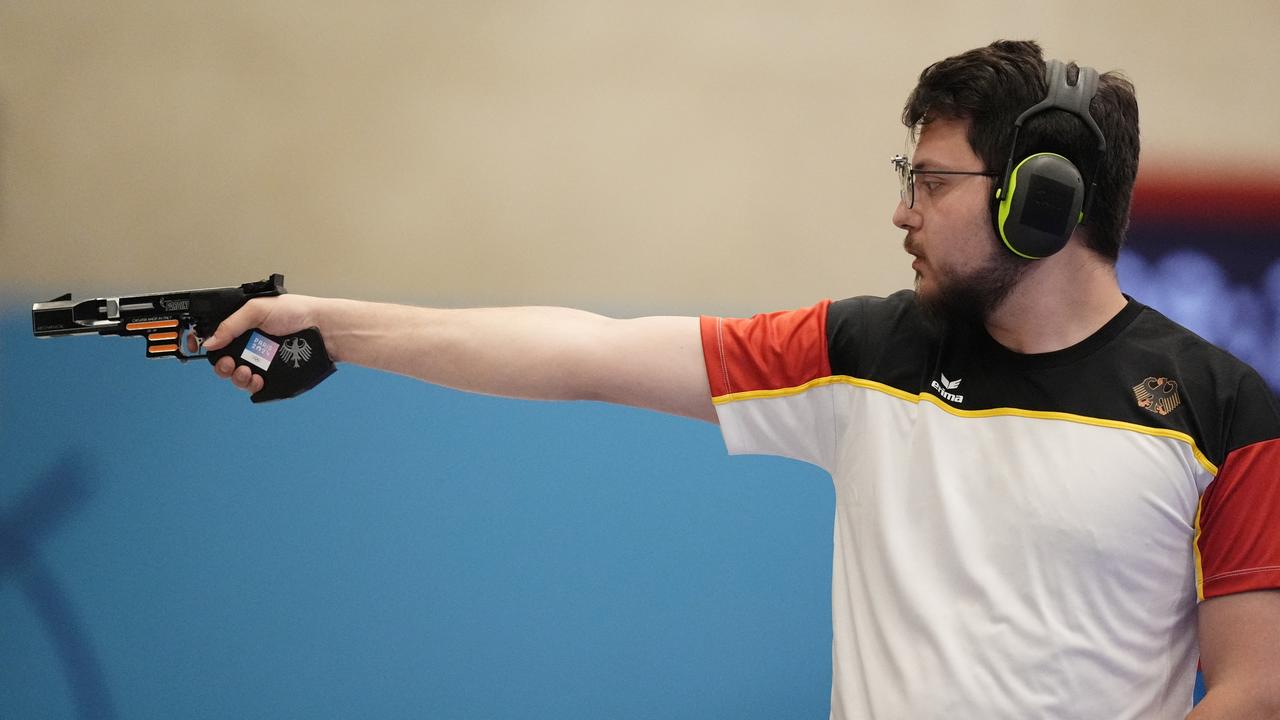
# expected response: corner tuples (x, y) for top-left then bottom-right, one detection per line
(1125, 301), (1268, 384)
(827, 289), (932, 336)
(823, 289), (946, 383)
(829, 288), (918, 315)
(1124, 300), (1280, 456)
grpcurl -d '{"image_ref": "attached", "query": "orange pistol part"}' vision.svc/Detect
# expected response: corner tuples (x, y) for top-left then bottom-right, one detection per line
(126, 320), (181, 331)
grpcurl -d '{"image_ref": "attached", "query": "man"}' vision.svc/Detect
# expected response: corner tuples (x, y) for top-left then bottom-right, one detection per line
(202, 41), (1280, 719)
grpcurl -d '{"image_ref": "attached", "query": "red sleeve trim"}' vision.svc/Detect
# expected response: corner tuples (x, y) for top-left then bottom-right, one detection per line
(1198, 437), (1280, 600)
(700, 301), (833, 399)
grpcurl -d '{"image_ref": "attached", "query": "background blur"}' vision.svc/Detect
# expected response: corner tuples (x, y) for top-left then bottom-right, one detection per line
(3, 1), (1277, 718)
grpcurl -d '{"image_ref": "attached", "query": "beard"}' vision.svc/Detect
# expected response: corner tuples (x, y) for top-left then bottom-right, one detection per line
(915, 247), (1031, 328)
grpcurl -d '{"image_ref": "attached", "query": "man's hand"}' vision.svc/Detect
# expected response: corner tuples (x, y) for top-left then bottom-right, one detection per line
(199, 295), (331, 396)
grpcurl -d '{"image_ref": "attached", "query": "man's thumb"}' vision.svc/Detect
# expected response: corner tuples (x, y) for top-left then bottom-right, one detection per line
(201, 328), (229, 351)
(202, 299), (268, 351)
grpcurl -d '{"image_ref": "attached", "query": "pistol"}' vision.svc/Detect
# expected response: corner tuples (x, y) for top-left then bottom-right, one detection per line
(32, 273), (336, 403)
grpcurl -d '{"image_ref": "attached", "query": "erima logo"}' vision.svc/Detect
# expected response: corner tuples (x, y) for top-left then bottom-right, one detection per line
(931, 373), (964, 404)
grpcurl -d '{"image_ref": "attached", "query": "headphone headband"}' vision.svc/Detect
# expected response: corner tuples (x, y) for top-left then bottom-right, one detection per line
(1014, 60), (1106, 154)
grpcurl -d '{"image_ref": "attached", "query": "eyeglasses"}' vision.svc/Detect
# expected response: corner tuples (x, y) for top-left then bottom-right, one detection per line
(891, 154), (999, 209)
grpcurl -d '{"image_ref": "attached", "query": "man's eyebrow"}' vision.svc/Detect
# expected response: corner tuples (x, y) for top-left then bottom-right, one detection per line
(913, 161), (984, 174)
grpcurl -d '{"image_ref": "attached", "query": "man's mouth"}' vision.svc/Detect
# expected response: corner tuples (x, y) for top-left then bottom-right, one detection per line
(904, 238), (924, 270)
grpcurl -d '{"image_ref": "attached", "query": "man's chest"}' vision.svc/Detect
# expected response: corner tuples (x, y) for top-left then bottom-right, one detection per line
(832, 395), (1209, 596)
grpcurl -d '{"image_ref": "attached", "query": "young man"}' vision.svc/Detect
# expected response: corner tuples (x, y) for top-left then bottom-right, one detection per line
(203, 41), (1280, 719)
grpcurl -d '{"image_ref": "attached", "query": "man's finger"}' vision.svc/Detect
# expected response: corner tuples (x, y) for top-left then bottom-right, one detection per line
(215, 356), (236, 378)
(232, 365), (255, 389)
(202, 298), (271, 351)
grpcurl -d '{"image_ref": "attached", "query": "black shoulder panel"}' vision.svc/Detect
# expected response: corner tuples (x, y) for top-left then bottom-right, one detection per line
(823, 292), (1280, 468)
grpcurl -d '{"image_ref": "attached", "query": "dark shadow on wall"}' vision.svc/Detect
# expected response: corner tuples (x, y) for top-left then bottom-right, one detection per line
(0, 452), (118, 720)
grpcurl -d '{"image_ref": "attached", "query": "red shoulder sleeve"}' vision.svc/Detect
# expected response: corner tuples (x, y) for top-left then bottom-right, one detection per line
(1197, 438), (1280, 600)
(700, 300), (833, 399)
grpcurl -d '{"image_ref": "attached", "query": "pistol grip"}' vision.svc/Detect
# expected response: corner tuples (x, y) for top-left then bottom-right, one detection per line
(206, 327), (337, 403)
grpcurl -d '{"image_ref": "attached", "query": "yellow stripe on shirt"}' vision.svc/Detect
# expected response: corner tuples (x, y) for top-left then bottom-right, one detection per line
(712, 374), (1219, 476)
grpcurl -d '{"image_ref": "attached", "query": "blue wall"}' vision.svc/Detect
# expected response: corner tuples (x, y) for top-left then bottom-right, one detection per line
(1, 307), (833, 719)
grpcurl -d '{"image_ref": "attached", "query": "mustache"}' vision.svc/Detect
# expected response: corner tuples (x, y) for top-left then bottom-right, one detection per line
(903, 235), (922, 257)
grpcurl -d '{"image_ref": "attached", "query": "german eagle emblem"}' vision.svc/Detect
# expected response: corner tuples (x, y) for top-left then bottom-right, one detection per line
(1133, 376), (1181, 416)
(279, 337), (313, 368)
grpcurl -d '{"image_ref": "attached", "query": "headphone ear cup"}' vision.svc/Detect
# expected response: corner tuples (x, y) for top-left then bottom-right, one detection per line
(994, 153), (1085, 259)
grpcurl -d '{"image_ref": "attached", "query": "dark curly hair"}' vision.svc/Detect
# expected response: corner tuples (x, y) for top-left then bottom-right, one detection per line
(902, 40), (1140, 262)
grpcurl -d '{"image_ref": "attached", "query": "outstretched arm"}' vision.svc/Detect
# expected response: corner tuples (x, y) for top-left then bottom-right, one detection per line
(201, 295), (717, 423)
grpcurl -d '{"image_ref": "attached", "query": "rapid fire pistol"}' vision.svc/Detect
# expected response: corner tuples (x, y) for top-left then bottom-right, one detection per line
(32, 273), (336, 403)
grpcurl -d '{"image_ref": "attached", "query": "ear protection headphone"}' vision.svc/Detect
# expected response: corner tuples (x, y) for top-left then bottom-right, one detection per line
(993, 59), (1108, 259)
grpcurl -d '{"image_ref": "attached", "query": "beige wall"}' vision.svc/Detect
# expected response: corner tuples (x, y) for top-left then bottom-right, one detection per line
(3, 1), (1277, 314)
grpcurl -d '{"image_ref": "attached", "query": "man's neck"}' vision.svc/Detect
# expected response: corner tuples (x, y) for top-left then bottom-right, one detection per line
(983, 245), (1129, 355)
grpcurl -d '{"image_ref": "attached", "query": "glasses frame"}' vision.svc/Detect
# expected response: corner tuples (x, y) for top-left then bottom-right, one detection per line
(891, 154), (999, 209)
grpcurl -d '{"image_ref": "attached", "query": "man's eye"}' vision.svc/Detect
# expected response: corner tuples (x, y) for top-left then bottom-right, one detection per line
(920, 179), (944, 192)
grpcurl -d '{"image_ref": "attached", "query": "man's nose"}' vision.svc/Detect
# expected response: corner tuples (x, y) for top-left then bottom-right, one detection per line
(892, 198), (920, 231)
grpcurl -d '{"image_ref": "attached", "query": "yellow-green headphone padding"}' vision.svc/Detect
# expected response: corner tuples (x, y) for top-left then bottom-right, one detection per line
(997, 152), (1074, 260)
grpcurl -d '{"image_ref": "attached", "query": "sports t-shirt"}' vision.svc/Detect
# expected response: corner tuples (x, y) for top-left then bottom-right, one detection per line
(700, 290), (1280, 720)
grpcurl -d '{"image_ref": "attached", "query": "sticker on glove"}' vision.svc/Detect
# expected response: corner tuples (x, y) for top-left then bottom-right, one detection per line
(241, 331), (280, 371)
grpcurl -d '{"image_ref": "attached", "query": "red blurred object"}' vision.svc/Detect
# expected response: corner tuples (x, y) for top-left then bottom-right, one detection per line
(1133, 168), (1280, 225)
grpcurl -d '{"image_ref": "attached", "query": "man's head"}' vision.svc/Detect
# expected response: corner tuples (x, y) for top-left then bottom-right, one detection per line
(902, 40), (1140, 263)
(893, 40), (1140, 324)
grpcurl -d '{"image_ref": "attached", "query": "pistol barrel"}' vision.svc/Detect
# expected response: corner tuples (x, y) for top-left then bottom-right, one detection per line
(31, 273), (287, 338)
(32, 297), (123, 336)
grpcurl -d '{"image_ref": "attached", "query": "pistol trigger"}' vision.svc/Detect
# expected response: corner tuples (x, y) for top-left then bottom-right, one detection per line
(178, 325), (205, 358)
